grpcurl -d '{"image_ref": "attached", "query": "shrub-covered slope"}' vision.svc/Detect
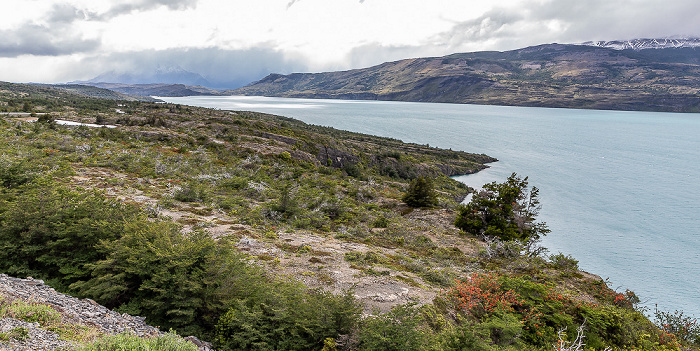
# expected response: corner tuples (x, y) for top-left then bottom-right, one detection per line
(0, 84), (697, 350)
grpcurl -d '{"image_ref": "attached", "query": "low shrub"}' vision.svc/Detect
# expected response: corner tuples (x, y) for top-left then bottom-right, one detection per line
(1, 300), (61, 325)
(0, 327), (29, 342)
(654, 307), (700, 344)
(356, 304), (426, 351)
(215, 287), (360, 351)
(74, 331), (198, 351)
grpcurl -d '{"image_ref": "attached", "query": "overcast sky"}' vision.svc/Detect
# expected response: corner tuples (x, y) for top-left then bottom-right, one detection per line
(2, 0), (700, 88)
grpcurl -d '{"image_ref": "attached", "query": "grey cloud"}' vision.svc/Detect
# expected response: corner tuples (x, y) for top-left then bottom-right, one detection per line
(434, 7), (540, 52)
(345, 43), (434, 69)
(80, 47), (311, 89)
(288, 0), (365, 9)
(287, 0), (301, 9)
(47, 3), (95, 24)
(96, 0), (198, 20)
(437, 0), (700, 52)
(531, 0), (700, 42)
(41, 0), (197, 25)
(0, 23), (100, 57)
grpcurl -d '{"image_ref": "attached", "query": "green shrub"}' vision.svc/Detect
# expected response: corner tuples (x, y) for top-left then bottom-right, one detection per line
(173, 184), (208, 203)
(432, 323), (493, 351)
(455, 173), (549, 242)
(215, 287), (360, 351)
(74, 331), (198, 351)
(0, 327), (29, 342)
(218, 176), (248, 190)
(1, 300), (61, 325)
(0, 181), (141, 292)
(356, 304), (426, 351)
(549, 252), (579, 271)
(654, 307), (700, 344)
(0, 159), (35, 187)
(402, 177), (438, 208)
(373, 215), (390, 228)
(73, 225), (258, 338)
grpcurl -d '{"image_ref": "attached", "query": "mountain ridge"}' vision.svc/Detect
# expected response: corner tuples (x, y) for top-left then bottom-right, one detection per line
(76, 82), (223, 97)
(76, 65), (212, 87)
(580, 37), (700, 50)
(229, 42), (700, 113)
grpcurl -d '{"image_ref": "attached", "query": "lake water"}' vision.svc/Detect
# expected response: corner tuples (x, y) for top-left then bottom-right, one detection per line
(159, 95), (700, 316)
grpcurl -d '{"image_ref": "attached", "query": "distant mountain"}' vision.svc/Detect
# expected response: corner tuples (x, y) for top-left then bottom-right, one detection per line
(80, 83), (223, 97)
(229, 42), (700, 113)
(581, 37), (700, 50)
(33, 84), (158, 101)
(80, 65), (212, 87)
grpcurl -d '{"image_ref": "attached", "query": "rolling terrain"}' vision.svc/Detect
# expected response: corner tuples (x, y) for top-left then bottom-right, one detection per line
(1, 82), (696, 350)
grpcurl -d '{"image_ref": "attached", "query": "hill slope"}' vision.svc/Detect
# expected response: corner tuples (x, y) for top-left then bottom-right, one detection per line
(1, 83), (697, 350)
(77, 83), (223, 97)
(230, 43), (700, 112)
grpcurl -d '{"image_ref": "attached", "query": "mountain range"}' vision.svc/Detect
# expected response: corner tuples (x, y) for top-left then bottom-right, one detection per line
(72, 38), (700, 112)
(79, 65), (212, 87)
(581, 37), (700, 50)
(230, 41), (700, 112)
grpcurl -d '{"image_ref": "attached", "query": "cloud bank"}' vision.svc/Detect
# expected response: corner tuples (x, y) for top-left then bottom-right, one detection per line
(2, 0), (700, 86)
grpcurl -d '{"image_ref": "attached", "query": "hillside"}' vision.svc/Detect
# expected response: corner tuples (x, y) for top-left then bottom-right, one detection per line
(0, 83), (697, 350)
(230, 43), (700, 113)
(28, 83), (157, 102)
(78, 83), (223, 97)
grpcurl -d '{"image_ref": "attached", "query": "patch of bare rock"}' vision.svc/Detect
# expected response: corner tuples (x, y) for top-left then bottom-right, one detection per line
(0, 274), (212, 351)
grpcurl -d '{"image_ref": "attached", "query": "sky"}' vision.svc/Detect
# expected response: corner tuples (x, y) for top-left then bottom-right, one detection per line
(2, 0), (700, 88)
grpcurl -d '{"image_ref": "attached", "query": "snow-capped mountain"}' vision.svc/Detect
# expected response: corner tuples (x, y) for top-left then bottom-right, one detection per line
(580, 38), (700, 50)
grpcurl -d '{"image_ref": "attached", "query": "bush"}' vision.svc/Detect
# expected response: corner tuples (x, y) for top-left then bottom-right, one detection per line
(455, 173), (549, 242)
(74, 331), (198, 351)
(1, 300), (61, 325)
(654, 307), (700, 344)
(73, 225), (256, 338)
(0, 182), (140, 292)
(356, 304), (426, 351)
(549, 253), (579, 271)
(173, 184), (208, 203)
(0, 159), (35, 187)
(402, 177), (438, 208)
(215, 287), (360, 351)
(0, 327), (29, 342)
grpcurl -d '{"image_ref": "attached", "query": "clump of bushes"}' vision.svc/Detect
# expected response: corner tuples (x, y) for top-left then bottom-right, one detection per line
(654, 307), (700, 344)
(215, 288), (359, 350)
(0, 178), (363, 344)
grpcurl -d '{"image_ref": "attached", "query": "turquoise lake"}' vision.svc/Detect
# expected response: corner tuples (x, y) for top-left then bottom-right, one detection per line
(160, 95), (700, 316)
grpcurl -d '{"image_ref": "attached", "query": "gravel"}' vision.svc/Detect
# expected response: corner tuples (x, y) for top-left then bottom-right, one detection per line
(0, 274), (213, 350)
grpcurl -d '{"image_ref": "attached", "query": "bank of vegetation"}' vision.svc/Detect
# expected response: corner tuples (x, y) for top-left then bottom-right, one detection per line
(0, 82), (697, 350)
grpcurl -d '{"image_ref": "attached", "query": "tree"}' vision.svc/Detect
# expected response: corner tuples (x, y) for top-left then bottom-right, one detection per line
(402, 176), (438, 208)
(454, 173), (549, 242)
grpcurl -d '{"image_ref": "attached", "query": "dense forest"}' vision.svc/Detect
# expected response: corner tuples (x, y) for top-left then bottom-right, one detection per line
(0, 82), (697, 350)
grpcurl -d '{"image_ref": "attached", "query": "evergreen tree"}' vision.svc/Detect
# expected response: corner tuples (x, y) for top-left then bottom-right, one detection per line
(402, 176), (438, 208)
(455, 173), (549, 242)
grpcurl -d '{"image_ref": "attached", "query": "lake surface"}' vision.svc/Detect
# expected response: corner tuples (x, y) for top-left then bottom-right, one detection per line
(160, 95), (700, 316)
